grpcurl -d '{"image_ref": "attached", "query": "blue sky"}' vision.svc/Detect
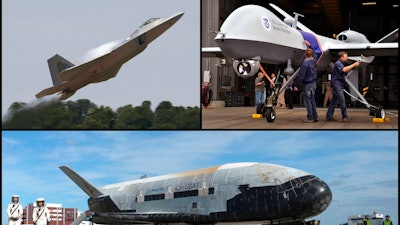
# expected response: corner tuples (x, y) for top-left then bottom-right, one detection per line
(2, 131), (398, 225)
(2, 0), (199, 116)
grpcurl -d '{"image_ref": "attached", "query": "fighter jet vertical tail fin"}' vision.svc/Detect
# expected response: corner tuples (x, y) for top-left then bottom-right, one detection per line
(47, 54), (75, 85)
(60, 165), (104, 198)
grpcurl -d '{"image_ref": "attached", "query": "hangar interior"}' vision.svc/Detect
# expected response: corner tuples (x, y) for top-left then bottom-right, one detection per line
(201, 0), (398, 109)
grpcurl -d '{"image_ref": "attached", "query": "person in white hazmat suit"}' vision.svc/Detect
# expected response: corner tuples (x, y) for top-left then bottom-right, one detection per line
(32, 198), (50, 225)
(7, 195), (23, 225)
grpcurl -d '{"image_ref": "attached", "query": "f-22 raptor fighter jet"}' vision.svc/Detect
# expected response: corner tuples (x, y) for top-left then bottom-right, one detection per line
(36, 12), (183, 101)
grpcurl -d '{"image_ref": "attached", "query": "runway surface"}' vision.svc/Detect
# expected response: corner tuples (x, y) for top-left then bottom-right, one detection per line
(202, 107), (398, 129)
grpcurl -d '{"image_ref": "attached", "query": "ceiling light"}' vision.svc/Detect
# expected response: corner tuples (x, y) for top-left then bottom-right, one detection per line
(362, 2), (377, 5)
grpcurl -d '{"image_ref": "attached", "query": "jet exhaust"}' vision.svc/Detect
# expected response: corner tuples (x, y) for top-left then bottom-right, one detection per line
(75, 39), (124, 64)
(2, 95), (59, 128)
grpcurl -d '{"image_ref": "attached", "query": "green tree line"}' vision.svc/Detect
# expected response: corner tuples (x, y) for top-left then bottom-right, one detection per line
(2, 99), (200, 129)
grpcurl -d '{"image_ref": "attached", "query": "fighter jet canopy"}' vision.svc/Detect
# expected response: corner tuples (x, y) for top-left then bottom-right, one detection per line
(140, 18), (161, 28)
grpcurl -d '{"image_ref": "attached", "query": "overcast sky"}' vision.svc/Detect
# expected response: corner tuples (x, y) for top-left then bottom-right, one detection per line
(2, 131), (398, 225)
(2, 0), (199, 116)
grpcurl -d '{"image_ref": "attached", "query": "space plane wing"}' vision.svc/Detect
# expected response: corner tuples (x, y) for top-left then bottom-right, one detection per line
(92, 211), (181, 224)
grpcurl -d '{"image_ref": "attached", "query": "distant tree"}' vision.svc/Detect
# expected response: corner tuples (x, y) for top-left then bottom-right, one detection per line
(153, 101), (175, 128)
(133, 101), (154, 129)
(32, 102), (69, 129)
(152, 102), (200, 129)
(3, 99), (199, 129)
(30, 99), (97, 129)
(79, 106), (116, 129)
(114, 101), (155, 129)
(114, 105), (135, 129)
(175, 106), (201, 129)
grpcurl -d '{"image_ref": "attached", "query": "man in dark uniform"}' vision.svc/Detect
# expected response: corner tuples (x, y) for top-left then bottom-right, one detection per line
(294, 47), (318, 122)
(326, 51), (360, 122)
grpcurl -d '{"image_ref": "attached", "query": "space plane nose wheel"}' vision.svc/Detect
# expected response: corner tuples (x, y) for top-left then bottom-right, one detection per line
(265, 107), (276, 122)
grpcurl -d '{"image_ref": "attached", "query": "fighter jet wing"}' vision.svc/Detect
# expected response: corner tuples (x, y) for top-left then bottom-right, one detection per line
(201, 47), (225, 58)
(35, 81), (73, 98)
(328, 42), (398, 57)
(59, 52), (112, 82)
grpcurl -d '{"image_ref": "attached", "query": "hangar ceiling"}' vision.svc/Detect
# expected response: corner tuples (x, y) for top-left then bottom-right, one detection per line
(232, 0), (398, 42)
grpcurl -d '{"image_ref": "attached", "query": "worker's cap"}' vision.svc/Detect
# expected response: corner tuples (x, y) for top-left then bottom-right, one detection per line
(12, 195), (20, 198)
(36, 198), (45, 202)
(386, 215), (390, 218)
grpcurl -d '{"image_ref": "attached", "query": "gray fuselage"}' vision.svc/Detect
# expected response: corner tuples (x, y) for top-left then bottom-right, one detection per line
(88, 162), (332, 224)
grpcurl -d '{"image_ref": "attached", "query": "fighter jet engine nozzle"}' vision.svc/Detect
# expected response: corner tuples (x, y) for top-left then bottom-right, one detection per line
(233, 57), (261, 78)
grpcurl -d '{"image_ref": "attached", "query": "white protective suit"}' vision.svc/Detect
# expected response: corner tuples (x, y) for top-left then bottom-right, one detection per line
(7, 203), (23, 225)
(32, 206), (50, 225)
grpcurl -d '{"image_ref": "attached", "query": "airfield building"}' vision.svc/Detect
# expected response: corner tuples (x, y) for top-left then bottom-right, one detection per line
(22, 203), (79, 225)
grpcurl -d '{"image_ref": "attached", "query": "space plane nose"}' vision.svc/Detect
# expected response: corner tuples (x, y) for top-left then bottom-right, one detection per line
(278, 175), (332, 219)
(309, 177), (332, 214)
(299, 175), (332, 216)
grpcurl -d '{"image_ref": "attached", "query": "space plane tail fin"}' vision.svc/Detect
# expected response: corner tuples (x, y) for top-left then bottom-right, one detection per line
(60, 165), (104, 198)
(47, 54), (75, 85)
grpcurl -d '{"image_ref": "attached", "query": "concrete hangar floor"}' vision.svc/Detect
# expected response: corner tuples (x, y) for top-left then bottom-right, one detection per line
(202, 106), (398, 129)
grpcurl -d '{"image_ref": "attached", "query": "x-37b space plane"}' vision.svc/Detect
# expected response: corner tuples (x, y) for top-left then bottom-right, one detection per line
(36, 12), (183, 100)
(60, 162), (332, 225)
(202, 4), (398, 122)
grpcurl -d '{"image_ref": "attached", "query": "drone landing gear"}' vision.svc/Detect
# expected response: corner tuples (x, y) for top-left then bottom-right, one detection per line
(256, 97), (276, 123)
